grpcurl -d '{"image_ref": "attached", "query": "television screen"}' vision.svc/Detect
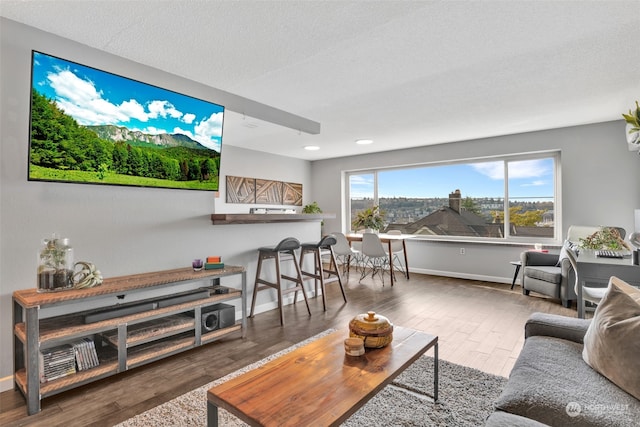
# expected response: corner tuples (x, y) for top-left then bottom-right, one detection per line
(29, 51), (224, 191)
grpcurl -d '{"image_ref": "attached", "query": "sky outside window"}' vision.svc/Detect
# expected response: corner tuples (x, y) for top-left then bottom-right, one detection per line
(508, 158), (555, 201)
(349, 173), (374, 199)
(377, 162), (504, 199)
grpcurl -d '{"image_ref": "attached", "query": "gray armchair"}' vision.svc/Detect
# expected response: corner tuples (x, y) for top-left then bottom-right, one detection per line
(520, 250), (576, 308)
(520, 225), (626, 309)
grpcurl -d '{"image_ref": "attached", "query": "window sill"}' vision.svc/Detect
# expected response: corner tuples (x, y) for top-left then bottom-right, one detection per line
(407, 236), (562, 249)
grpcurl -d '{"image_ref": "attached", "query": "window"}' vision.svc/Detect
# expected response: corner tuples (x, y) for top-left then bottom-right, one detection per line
(346, 153), (558, 241)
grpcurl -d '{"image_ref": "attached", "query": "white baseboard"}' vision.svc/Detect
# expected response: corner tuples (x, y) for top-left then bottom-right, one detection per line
(409, 268), (514, 285)
(0, 375), (13, 393)
(343, 262), (516, 286)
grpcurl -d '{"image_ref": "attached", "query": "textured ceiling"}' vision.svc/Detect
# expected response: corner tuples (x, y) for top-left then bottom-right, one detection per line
(2, 0), (639, 160)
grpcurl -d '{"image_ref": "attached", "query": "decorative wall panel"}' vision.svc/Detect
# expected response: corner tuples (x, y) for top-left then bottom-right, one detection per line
(256, 179), (283, 204)
(282, 182), (303, 206)
(226, 176), (302, 206)
(226, 176), (256, 204)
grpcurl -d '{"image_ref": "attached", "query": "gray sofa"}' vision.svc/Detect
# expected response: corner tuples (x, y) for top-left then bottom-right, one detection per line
(486, 313), (640, 426)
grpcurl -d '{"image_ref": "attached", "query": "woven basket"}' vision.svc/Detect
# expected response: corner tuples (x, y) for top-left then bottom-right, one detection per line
(349, 311), (393, 348)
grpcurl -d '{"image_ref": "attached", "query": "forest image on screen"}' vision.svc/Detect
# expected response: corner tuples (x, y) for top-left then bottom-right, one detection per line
(29, 51), (223, 191)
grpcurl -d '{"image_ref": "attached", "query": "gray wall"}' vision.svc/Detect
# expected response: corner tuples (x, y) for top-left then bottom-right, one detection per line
(0, 19), (316, 391)
(311, 121), (640, 281)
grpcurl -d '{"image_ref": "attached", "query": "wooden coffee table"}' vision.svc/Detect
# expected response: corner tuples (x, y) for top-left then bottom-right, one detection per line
(207, 326), (438, 426)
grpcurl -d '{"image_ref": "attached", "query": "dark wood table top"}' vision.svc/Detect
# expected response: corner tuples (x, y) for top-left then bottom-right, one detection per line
(207, 326), (437, 427)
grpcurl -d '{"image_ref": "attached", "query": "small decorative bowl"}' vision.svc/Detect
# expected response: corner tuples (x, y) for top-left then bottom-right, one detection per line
(344, 337), (365, 356)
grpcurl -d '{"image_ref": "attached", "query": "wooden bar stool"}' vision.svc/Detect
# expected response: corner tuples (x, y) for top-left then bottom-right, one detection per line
(249, 237), (311, 326)
(299, 235), (347, 311)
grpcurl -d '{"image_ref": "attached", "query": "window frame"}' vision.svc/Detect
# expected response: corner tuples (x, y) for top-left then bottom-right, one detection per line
(344, 150), (561, 244)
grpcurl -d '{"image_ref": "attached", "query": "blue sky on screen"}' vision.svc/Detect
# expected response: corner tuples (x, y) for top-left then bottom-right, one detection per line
(31, 51), (223, 152)
(351, 158), (554, 200)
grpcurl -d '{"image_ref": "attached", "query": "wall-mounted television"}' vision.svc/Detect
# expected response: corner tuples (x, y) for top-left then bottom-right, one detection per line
(29, 51), (224, 191)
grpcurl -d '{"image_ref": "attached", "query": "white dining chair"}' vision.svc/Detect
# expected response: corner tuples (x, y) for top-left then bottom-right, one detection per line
(359, 232), (390, 285)
(566, 246), (608, 318)
(331, 232), (361, 277)
(351, 229), (366, 270)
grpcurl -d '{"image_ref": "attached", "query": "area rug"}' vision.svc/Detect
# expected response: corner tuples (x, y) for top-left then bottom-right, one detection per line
(117, 330), (507, 427)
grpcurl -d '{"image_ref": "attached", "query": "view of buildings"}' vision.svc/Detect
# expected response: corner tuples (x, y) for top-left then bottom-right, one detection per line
(351, 191), (554, 239)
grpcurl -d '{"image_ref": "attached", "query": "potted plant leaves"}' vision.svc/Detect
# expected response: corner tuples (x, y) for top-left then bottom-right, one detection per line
(302, 201), (324, 226)
(302, 201), (323, 215)
(579, 227), (631, 252)
(622, 100), (640, 150)
(352, 205), (386, 232)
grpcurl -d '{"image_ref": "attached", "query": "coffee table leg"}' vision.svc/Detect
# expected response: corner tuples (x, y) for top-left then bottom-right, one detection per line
(434, 342), (439, 402)
(207, 400), (219, 427)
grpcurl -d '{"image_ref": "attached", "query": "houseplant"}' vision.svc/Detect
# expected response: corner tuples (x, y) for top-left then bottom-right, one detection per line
(302, 201), (324, 226)
(622, 100), (640, 149)
(302, 201), (323, 215)
(37, 235), (74, 292)
(352, 205), (386, 232)
(579, 227), (631, 251)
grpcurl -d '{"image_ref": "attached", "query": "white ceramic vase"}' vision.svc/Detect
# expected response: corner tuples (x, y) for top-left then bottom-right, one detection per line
(626, 123), (640, 151)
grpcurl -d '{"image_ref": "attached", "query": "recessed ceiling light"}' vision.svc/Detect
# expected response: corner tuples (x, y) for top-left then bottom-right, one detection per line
(304, 145), (320, 151)
(355, 139), (373, 145)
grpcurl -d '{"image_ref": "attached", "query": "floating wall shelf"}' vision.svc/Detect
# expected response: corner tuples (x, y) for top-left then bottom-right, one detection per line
(210, 213), (335, 225)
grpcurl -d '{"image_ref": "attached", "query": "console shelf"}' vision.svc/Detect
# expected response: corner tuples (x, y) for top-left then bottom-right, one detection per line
(126, 333), (195, 369)
(15, 360), (119, 397)
(12, 266), (247, 415)
(101, 314), (195, 348)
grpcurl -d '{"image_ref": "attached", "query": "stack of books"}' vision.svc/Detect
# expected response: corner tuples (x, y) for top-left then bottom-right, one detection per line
(205, 255), (224, 270)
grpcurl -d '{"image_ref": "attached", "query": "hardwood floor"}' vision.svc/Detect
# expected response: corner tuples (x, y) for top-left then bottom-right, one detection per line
(0, 272), (575, 426)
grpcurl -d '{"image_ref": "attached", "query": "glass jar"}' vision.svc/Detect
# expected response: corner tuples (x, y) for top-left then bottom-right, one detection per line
(37, 235), (74, 292)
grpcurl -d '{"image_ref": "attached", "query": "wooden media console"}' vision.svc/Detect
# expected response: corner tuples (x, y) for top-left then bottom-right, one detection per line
(13, 266), (246, 415)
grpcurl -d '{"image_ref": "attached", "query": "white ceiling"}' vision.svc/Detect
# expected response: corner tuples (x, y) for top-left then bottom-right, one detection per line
(2, 0), (639, 161)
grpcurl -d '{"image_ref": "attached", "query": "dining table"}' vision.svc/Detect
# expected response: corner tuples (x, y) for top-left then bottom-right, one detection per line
(345, 233), (412, 286)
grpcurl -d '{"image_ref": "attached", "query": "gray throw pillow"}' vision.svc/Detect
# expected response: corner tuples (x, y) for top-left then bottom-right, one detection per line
(556, 240), (577, 267)
(582, 276), (640, 400)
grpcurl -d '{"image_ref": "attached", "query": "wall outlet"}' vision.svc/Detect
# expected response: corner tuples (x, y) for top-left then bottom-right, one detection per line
(460, 248), (465, 255)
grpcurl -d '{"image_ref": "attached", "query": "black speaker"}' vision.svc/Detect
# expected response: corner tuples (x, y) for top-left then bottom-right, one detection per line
(217, 303), (236, 329)
(197, 303), (235, 333)
(201, 309), (219, 332)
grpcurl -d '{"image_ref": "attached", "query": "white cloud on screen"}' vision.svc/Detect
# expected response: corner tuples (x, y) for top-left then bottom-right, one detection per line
(45, 68), (221, 150)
